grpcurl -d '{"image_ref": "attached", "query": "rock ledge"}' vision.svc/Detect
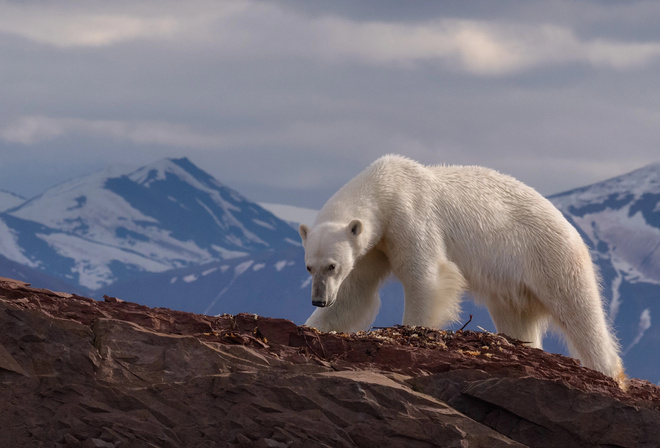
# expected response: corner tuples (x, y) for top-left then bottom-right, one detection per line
(0, 277), (658, 447)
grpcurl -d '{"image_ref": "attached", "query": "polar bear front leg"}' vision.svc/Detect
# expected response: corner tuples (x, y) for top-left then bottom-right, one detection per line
(400, 259), (467, 328)
(304, 249), (391, 333)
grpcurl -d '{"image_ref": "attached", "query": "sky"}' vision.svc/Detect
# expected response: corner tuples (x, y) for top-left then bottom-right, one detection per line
(1, 0), (660, 208)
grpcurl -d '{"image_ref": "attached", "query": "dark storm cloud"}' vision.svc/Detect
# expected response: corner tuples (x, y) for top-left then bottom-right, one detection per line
(0, 0), (659, 207)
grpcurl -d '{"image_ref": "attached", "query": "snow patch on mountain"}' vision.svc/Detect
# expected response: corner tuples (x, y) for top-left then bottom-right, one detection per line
(285, 238), (302, 247)
(234, 260), (254, 277)
(183, 274), (198, 283)
(624, 308), (651, 355)
(253, 263), (265, 271)
(211, 245), (248, 259)
(36, 232), (172, 289)
(196, 199), (224, 228)
(609, 272), (623, 321)
(201, 267), (217, 276)
(274, 260), (295, 271)
(252, 219), (275, 230)
(0, 216), (38, 267)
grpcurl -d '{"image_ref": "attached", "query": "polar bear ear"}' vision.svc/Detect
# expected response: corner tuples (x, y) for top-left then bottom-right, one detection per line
(348, 220), (363, 237)
(299, 224), (309, 245)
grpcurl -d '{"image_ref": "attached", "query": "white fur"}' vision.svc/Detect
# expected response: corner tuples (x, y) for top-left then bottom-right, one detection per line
(299, 155), (625, 383)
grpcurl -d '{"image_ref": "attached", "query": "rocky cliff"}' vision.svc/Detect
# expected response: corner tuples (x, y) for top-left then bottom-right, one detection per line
(1, 277), (659, 447)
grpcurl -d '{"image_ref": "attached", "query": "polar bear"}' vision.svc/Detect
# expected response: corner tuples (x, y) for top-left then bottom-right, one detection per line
(299, 154), (624, 384)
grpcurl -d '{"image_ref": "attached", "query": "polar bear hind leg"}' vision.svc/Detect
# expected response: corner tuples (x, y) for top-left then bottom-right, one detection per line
(544, 289), (625, 383)
(527, 258), (626, 385)
(486, 292), (550, 350)
(400, 260), (467, 328)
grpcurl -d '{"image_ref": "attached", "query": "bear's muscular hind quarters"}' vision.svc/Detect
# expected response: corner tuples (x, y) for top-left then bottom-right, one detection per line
(299, 155), (626, 387)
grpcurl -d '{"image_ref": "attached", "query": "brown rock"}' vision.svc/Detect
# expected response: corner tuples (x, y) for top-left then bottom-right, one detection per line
(0, 277), (658, 447)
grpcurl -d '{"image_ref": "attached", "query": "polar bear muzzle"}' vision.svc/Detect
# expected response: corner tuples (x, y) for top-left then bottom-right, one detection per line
(311, 277), (333, 307)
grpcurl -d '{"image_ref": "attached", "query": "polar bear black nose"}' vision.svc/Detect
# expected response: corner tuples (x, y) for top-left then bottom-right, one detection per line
(312, 299), (327, 307)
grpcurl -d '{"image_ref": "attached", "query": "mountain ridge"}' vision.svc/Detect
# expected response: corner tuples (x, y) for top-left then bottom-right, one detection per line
(549, 162), (660, 208)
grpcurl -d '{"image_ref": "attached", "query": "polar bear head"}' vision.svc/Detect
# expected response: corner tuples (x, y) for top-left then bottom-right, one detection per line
(299, 219), (363, 308)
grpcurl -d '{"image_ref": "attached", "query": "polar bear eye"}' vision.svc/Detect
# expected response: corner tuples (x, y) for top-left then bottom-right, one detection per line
(328, 264), (336, 271)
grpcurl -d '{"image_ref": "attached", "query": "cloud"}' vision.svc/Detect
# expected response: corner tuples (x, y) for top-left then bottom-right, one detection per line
(320, 19), (660, 74)
(0, 116), (221, 148)
(1, 116), (70, 145)
(624, 308), (651, 355)
(0, 2), (180, 48)
(585, 39), (660, 69)
(2, 1), (660, 74)
(2, 1), (660, 205)
(0, 115), (405, 160)
(214, 9), (660, 74)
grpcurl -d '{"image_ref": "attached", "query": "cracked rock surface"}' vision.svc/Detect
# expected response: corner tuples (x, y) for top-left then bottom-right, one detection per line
(0, 277), (658, 447)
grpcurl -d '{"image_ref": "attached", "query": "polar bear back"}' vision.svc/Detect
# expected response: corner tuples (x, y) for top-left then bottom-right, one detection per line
(316, 154), (587, 300)
(425, 163), (585, 301)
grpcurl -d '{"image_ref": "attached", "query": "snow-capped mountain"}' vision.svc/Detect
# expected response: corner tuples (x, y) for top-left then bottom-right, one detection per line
(0, 190), (24, 212)
(1, 158), (300, 289)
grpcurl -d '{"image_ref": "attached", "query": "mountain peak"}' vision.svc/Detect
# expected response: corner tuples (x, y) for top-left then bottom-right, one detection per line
(125, 157), (226, 195)
(169, 156), (194, 167)
(549, 161), (660, 209)
(5, 157), (299, 289)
